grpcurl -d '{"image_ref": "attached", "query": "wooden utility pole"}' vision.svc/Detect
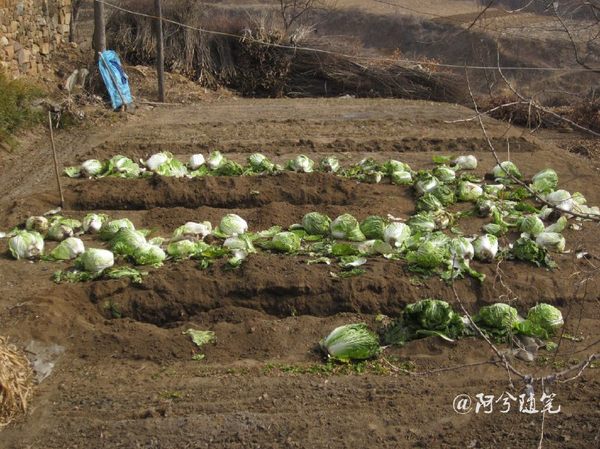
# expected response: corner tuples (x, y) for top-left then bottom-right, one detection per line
(93, 0), (106, 59)
(154, 0), (165, 102)
(48, 113), (65, 209)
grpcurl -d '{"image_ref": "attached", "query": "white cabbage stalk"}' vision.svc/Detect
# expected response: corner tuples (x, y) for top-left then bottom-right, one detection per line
(189, 154), (206, 170)
(386, 160), (411, 173)
(249, 153), (267, 168)
(453, 155), (477, 170)
(383, 222), (411, 248)
(450, 237), (474, 262)
(80, 159), (104, 178)
(483, 184), (505, 197)
(492, 161), (521, 179)
(544, 190), (574, 212)
(538, 206), (554, 220)
(133, 243), (167, 266)
(79, 248), (114, 272)
(207, 151), (224, 170)
(149, 236), (165, 246)
(356, 240), (393, 255)
(217, 214), (248, 236)
(25, 216), (49, 234)
(391, 170), (412, 185)
(167, 239), (198, 258)
(229, 249), (248, 265)
(574, 204), (600, 218)
(433, 165), (456, 182)
(100, 218), (135, 240)
(320, 156), (340, 173)
(8, 231), (44, 260)
(83, 214), (106, 233)
(49, 237), (85, 260)
(223, 235), (255, 253)
(531, 168), (558, 193)
(144, 152), (171, 171)
(518, 215), (545, 237)
(47, 223), (74, 242)
(476, 198), (495, 217)
(473, 234), (498, 262)
(171, 221), (212, 242)
(544, 216), (567, 233)
(571, 192), (586, 205)
(433, 210), (452, 230)
(330, 214), (365, 241)
(288, 155), (314, 173)
(457, 181), (483, 202)
(536, 232), (566, 253)
(361, 171), (382, 184)
(415, 177), (439, 194)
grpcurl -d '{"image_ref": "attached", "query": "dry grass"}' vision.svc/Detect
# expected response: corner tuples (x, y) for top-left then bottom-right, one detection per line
(0, 337), (34, 428)
(480, 91), (556, 129)
(569, 98), (600, 132)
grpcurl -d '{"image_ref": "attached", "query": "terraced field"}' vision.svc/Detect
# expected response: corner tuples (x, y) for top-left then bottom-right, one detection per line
(0, 98), (598, 448)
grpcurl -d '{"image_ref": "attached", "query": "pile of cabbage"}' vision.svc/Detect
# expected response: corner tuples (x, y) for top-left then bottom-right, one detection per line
(320, 299), (564, 362)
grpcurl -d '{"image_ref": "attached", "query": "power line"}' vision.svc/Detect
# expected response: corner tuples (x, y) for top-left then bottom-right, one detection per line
(96, 0), (594, 72)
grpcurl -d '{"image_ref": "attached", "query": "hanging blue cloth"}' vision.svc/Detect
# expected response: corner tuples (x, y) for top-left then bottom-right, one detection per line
(98, 50), (133, 109)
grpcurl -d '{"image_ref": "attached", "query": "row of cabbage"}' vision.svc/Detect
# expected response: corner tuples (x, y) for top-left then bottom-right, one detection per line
(0, 200), (586, 284)
(320, 299), (564, 362)
(6, 155), (599, 282)
(63, 151), (427, 181)
(60, 155), (598, 269)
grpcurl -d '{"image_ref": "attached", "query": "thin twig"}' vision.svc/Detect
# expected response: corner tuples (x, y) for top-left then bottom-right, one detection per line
(381, 356), (495, 376)
(449, 282), (525, 386)
(443, 101), (529, 124)
(552, 353), (599, 383)
(465, 69), (600, 222)
(537, 410), (546, 449)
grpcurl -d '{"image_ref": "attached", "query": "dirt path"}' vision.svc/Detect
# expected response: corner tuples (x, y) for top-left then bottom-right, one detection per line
(0, 98), (598, 448)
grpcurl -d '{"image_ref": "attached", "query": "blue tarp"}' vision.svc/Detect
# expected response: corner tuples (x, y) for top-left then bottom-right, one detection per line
(98, 50), (133, 109)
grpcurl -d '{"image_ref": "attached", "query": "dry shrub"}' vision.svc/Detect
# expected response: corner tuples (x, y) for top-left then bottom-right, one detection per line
(480, 89), (600, 133)
(569, 98), (600, 133)
(0, 337), (34, 427)
(480, 93), (555, 129)
(106, 0), (463, 102)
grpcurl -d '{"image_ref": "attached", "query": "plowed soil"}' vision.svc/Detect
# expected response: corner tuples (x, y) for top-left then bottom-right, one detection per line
(0, 98), (598, 448)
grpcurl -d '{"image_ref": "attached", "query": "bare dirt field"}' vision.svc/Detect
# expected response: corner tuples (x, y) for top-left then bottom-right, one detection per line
(0, 98), (599, 448)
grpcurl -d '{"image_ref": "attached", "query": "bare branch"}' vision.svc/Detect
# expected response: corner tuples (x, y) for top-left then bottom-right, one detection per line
(495, 47), (600, 137)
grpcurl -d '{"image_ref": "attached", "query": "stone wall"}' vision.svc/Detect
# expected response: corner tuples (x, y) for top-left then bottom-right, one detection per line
(0, 0), (72, 77)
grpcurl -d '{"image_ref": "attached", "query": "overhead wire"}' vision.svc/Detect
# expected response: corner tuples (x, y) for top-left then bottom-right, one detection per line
(96, 0), (595, 72)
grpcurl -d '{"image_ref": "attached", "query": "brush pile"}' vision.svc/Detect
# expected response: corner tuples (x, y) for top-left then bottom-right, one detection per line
(106, 0), (463, 101)
(0, 337), (33, 427)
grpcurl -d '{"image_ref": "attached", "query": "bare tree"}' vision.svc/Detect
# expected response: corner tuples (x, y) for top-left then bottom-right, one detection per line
(278, 0), (335, 31)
